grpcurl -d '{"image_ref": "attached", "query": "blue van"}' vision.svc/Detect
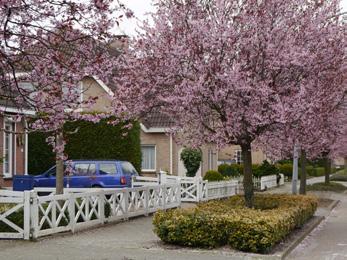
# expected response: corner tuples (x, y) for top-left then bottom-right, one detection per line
(13, 160), (138, 191)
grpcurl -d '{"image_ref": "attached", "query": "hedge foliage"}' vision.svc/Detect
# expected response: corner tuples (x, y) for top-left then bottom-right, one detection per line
(180, 148), (202, 177)
(218, 161), (279, 178)
(203, 170), (224, 182)
(153, 194), (317, 253)
(29, 119), (141, 174)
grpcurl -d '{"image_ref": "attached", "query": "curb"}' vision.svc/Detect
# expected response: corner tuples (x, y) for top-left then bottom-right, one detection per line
(327, 199), (340, 211)
(280, 216), (325, 260)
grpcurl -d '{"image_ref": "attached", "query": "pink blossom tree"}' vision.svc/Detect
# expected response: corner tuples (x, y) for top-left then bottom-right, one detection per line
(113, 0), (346, 207)
(1, 0), (131, 194)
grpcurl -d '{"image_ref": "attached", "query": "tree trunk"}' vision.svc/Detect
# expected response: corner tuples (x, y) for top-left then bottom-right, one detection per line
(324, 157), (331, 185)
(299, 150), (307, 195)
(241, 142), (253, 208)
(55, 131), (64, 195)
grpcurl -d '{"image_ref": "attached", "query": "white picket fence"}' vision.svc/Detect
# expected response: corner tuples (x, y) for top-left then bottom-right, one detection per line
(132, 174), (238, 202)
(132, 172), (285, 201)
(0, 184), (180, 240)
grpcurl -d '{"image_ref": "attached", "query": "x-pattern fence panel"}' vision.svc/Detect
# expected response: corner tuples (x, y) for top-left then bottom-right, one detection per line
(0, 184), (180, 240)
(0, 190), (30, 239)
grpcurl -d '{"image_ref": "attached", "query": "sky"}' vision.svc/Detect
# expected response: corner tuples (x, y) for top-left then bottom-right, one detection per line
(118, 0), (347, 36)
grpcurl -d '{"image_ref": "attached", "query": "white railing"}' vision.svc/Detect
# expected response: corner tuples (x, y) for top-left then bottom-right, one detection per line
(0, 184), (180, 240)
(132, 174), (238, 202)
(260, 175), (278, 190)
(0, 190), (31, 239)
(203, 180), (238, 200)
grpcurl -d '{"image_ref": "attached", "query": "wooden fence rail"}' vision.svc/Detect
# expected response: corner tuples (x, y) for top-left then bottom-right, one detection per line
(0, 184), (180, 240)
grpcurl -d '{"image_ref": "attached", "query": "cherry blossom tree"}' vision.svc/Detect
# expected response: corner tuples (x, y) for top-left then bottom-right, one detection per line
(113, 0), (346, 207)
(1, 0), (131, 194)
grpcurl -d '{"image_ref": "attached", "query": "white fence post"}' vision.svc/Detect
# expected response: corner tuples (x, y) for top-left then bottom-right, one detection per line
(162, 185), (167, 210)
(123, 190), (129, 220)
(99, 193), (105, 224)
(23, 191), (31, 240)
(69, 194), (76, 233)
(29, 191), (38, 240)
(197, 177), (202, 202)
(144, 186), (149, 216)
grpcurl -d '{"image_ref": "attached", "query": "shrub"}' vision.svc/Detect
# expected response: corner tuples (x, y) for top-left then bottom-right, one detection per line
(306, 165), (315, 176)
(29, 119), (141, 174)
(277, 163), (293, 178)
(153, 194), (317, 253)
(180, 148), (202, 177)
(203, 170), (224, 182)
(230, 164), (243, 176)
(253, 161), (278, 178)
(314, 167), (325, 177)
(218, 164), (235, 177)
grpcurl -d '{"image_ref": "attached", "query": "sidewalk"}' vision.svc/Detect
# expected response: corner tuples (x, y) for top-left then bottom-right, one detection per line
(287, 191), (347, 260)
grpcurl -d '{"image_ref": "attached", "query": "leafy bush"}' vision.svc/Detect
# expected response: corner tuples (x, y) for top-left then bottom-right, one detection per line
(306, 165), (315, 176)
(180, 148), (202, 177)
(218, 164), (235, 177)
(314, 167), (325, 177)
(203, 170), (224, 182)
(277, 163), (292, 178)
(253, 161), (278, 178)
(230, 164), (243, 176)
(29, 119), (141, 174)
(153, 194), (317, 253)
(307, 182), (347, 193)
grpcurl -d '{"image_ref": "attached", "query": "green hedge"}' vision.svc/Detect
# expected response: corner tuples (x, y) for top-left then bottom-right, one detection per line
(153, 194), (317, 253)
(203, 170), (224, 182)
(29, 119), (141, 174)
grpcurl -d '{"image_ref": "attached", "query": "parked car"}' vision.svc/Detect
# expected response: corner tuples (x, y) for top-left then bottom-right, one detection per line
(13, 160), (139, 191)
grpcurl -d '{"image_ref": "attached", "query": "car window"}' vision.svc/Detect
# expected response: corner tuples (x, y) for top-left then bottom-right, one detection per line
(74, 163), (96, 176)
(46, 167), (56, 176)
(46, 165), (68, 176)
(99, 164), (117, 175)
(121, 162), (138, 175)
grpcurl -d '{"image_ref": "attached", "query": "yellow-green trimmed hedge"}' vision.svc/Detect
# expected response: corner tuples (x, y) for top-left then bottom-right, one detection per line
(153, 194), (317, 253)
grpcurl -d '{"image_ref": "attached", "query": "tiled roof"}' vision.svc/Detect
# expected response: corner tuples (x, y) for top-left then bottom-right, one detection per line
(142, 110), (174, 129)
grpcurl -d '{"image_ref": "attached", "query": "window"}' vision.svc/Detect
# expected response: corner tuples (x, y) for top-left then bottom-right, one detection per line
(3, 118), (15, 177)
(141, 145), (156, 171)
(99, 163), (117, 175)
(74, 163), (96, 176)
(234, 150), (243, 164)
(121, 162), (138, 175)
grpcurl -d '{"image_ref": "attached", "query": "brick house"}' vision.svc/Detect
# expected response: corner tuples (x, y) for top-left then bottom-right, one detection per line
(78, 77), (218, 176)
(0, 101), (35, 187)
(140, 111), (218, 176)
(218, 145), (267, 165)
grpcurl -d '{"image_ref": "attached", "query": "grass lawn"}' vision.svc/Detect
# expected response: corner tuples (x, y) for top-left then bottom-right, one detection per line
(307, 182), (347, 193)
(331, 169), (347, 182)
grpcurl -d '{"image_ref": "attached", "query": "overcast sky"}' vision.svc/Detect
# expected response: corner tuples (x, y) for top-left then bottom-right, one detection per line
(117, 0), (347, 36)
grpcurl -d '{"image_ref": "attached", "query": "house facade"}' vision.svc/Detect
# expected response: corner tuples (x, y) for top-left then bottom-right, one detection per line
(140, 111), (218, 177)
(80, 77), (218, 176)
(218, 145), (267, 165)
(0, 104), (34, 187)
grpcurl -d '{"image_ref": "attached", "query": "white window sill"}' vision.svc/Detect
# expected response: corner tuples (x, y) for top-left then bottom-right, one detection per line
(142, 169), (156, 172)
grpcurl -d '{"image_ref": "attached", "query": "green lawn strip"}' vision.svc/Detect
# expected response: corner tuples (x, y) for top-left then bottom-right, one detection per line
(307, 182), (347, 192)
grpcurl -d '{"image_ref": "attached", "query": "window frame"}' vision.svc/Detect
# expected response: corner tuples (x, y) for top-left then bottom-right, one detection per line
(73, 163), (96, 176)
(99, 163), (117, 175)
(141, 145), (156, 172)
(234, 150), (243, 164)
